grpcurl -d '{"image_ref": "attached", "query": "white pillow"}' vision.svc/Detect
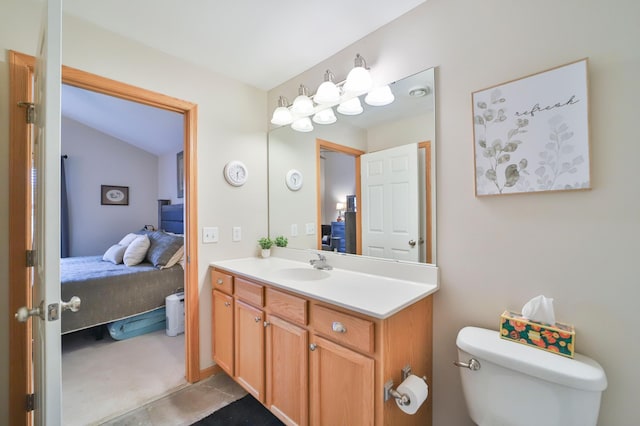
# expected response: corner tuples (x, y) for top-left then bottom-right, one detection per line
(160, 245), (184, 269)
(103, 244), (126, 264)
(123, 235), (150, 266)
(119, 232), (140, 247)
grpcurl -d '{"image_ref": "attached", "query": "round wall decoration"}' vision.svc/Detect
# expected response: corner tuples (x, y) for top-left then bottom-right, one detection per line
(286, 169), (303, 191)
(223, 160), (248, 186)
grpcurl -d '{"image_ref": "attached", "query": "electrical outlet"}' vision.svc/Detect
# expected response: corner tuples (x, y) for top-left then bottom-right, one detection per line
(232, 226), (242, 242)
(305, 223), (315, 235)
(291, 224), (298, 237)
(202, 227), (219, 243)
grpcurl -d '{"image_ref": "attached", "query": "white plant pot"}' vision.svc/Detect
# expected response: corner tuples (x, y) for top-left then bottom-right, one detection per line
(261, 249), (271, 258)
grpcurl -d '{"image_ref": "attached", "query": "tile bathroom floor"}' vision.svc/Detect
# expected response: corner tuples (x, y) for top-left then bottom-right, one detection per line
(101, 372), (247, 426)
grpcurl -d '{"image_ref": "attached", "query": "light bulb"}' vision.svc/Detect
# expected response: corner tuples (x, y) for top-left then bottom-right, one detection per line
(271, 96), (293, 125)
(314, 70), (340, 104)
(343, 54), (373, 94)
(291, 84), (314, 116)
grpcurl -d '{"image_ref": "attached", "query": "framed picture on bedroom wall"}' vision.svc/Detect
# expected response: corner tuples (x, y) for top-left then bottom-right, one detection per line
(101, 185), (129, 206)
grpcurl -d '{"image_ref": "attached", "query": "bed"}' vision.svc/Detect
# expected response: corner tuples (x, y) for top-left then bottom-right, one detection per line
(61, 202), (185, 335)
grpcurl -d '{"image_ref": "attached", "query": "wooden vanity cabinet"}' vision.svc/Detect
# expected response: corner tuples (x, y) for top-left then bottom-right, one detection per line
(211, 271), (234, 376)
(210, 267), (433, 426)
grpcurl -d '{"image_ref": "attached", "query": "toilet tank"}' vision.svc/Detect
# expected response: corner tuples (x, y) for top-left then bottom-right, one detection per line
(456, 326), (607, 426)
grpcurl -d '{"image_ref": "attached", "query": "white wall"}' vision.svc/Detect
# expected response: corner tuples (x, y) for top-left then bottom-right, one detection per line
(158, 149), (183, 205)
(62, 117), (159, 256)
(269, 0), (640, 424)
(0, 2), (267, 422)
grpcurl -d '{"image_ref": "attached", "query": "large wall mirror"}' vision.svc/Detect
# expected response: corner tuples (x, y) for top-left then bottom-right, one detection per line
(268, 68), (436, 265)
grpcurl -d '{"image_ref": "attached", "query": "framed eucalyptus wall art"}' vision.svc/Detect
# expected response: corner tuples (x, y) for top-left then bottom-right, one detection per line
(472, 59), (590, 196)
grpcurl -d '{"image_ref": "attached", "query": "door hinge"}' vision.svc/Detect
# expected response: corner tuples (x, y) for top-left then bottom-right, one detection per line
(26, 250), (36, 267)
(26, 393), (35, 412)
(17, 101), (35, 124)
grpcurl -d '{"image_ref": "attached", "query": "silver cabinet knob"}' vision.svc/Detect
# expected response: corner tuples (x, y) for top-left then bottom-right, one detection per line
(254, 316), (262, 323)
(263, 321), (270, 328)
(332, 321), (347, 333)
(309, 343), (317, 351)
(217, 278), (224, 285)
(224, 301), (231, 307)
(60, 296), (81, 313)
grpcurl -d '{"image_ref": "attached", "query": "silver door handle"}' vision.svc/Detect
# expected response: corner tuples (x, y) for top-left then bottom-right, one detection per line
(15, 301), (44, 322)
(408, 240), (416, 247)
(60, 296), (81, 313)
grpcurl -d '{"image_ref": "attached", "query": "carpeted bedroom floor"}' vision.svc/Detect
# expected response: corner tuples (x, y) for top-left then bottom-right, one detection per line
(62, 327), (249, 425)
(62, 327), (188, 425)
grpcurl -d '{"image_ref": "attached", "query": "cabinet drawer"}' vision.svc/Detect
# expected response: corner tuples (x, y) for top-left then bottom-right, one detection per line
(310, 305), (374, 354)
(266, 288), (307, 325)
(235, 277), (264, 307)
(211, 269), (234, 295)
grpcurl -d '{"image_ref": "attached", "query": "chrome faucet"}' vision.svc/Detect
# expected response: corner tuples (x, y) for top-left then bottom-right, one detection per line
(310, 253), (332, 270)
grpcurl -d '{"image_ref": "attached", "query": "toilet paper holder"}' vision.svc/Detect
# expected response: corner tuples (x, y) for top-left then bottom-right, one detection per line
(383, 365), (428, 405)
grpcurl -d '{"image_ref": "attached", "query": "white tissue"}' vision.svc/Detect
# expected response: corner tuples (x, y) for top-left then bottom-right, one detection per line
(521, 295), (556, 325)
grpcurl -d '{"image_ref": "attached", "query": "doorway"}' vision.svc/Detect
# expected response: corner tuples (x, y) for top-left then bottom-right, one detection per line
(8, 51), (200, 425)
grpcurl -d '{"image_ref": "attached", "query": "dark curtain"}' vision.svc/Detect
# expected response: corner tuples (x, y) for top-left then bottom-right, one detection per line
(61, 155), (70, 258)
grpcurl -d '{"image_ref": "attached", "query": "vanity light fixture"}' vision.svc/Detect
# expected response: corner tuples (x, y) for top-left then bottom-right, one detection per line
(365, 85), (395, 106)
(344, 54), (373, 94)
(291, 116), (314, 132)
(272, 53), (390, 132)
(291, 84), (314, 116)
(312, 107), (337, 124)
(337, 97), (363, 115)
(271, 96), (294, 125)
(314, 70), (341, 104)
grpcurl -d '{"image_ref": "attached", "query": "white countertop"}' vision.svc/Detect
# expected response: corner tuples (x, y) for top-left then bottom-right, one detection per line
(210, 256), (438, 319)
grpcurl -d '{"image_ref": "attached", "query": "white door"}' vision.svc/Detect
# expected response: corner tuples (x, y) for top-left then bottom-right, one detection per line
(33, 0), (63, 423)
(361, 143), (420, 262)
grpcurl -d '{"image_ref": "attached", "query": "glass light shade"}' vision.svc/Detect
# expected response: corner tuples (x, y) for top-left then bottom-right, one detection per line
(291, 117), (314, 132)
(315, 81), (341, 104)
(344, 66), (373, 94)
(312, 107), (337, 125)
(335, 202), (345, 211)
(365, 85), (395, 106)
(292, 94), (314, 116)
(337, 97), (363, 115)
(271, 106), (293, 125)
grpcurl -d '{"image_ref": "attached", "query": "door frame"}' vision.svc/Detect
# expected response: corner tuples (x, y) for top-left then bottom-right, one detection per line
(9, 51), (201, 425)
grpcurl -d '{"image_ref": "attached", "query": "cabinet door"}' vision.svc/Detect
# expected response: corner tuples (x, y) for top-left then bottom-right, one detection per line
(212, 290), (234, 375)
(309, 335), (374, 426)
(266, 314), (308, 426)
(235, 300), (265, 401)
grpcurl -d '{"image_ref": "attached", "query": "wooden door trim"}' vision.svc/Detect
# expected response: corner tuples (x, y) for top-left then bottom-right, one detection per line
(9, 51), (201, 426)
(9, 49), (35, 426)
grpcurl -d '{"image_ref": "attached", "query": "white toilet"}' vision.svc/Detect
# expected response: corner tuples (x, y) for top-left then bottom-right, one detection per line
(456, 326), (607, 426)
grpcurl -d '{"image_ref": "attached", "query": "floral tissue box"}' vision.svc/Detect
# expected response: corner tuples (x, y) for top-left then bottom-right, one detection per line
(500, 310), (575, 358)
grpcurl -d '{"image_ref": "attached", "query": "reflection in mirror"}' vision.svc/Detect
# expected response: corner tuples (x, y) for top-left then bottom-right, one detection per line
(268, 68), (436, 264)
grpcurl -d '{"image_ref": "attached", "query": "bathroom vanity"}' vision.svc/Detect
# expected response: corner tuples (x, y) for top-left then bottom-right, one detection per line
(210, 254), (438, 426)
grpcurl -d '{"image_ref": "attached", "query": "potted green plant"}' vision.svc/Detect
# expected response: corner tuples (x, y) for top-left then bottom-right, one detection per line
(258, 237), (273, 258)
(274, 236), (288, 247)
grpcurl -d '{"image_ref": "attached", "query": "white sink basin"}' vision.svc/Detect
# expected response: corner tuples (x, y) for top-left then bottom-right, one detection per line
(274, 267), (331, 281)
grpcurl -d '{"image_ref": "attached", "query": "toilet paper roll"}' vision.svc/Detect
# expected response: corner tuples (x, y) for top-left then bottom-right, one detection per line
(395, 374), (429, 415)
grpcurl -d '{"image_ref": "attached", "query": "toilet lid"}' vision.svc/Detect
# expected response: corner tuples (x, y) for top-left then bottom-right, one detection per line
(457, 326), (607, 392)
